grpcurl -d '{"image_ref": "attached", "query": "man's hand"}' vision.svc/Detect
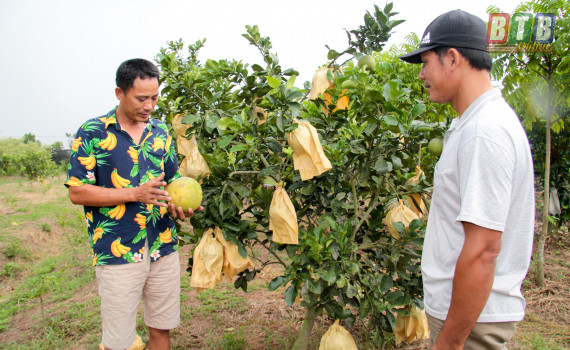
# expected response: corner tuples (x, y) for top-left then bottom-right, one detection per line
(134, 172), (171, 207)
(167, 204), (204, 220)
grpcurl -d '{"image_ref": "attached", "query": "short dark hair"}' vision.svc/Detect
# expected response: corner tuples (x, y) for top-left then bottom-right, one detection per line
(116, 59), (160, 93)
(434, 47), (492, 71)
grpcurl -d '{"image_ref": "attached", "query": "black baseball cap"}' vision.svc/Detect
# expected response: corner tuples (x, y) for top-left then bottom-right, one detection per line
(399, 9), (488, 64)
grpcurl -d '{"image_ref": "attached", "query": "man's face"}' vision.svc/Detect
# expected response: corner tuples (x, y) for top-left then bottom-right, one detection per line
(419, 50), (452, 104)
(116, 77), (159, 123)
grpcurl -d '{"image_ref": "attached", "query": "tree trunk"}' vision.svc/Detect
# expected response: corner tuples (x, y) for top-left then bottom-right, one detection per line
(537, 82), (553, 287)
(536, 220), (547, 286)
(292, 304), (318, 350)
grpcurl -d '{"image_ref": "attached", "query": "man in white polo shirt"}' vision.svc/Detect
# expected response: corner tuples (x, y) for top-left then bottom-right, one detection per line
(399, 10), (535, 350)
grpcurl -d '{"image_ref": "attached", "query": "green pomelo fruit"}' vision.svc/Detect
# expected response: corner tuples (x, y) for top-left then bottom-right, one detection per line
(357, 55), (376, 70)
(168, 177), (202, 211)
(427, 138), (444, 156)
(341, 80), (358, 89)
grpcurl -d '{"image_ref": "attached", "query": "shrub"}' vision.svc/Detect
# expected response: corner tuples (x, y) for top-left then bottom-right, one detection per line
(0, 138), (59, 179)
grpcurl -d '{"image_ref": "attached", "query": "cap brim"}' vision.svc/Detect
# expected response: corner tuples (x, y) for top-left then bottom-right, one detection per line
(399, 44), (439, 64)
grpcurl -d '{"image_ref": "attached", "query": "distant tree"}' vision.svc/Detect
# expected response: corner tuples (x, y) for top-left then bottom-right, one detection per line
(22, 133), (38, 144)
(65, 132), (76, 149)
(50, 141), (64, 151)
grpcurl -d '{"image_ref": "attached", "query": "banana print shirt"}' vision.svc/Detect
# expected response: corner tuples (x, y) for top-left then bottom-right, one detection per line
(65, 107), (180, 266)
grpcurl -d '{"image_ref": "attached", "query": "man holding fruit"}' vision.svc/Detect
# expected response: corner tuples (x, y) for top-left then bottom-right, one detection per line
(400, 10), (535, 350)
(65, 58), (201, 350)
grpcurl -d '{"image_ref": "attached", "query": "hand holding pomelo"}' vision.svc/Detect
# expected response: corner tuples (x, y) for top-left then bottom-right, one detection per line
(168, 177), (203, 212)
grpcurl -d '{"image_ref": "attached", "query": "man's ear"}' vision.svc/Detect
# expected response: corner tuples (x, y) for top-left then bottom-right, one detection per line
(115, 87), (123, 100)
(447, 48), (462, 70)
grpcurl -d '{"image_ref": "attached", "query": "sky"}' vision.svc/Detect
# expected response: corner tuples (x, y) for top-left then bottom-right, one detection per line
(0, 0), (523, 146)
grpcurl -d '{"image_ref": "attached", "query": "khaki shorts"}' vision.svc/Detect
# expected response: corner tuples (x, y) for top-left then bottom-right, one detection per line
(95, 243), (180, 349)
(426, 313), (517, 350)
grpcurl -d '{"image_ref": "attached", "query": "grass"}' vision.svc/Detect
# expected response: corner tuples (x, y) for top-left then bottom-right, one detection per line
(0, 174), (568, 349)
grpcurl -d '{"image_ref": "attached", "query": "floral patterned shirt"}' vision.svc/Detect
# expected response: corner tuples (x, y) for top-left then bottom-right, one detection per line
(65, 107), (180, 266)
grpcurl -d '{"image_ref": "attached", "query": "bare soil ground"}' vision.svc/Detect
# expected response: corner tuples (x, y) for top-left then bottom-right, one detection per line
(0, 176), (568, 349)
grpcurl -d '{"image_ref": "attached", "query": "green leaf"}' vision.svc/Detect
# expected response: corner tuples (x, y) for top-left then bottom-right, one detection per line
(392, 222), (405, 235)
(336, 275), (347, 289)
(218, 117), (240, 131)
(286, 75), (297, 89)
(276, 114), (284, 132)
(285, 284), (298, 306)
(382, 81), (401, 101)
(263, 176), (278, 187)
(234, 276), (247, 292)
(204, 112), (220, 133)
(320, 265), (338, 284)
(251, 64), (264, 72)
(307, 279), (323, 294)
(238, 243), (247, 258)
(383, 115), (398, 126)
(409, 218), (423, 232)
(380, 274), (393, 293)
(267, 76), (281, 89)
(229, 144), (248, 152)
(344, 261), (360, 275)
(318, 215), (336, 230)
(182, 114), (200, 125)
(359, 298), (371, 318)
(267, 139), (283, 153)
(223, 222), (241, 232)
(217, 135), (233, 148)
(268, 276), (287, 291)
(374, 157), (392, 174)
(411, 103), (426, 118)
(386, 310), (396, 328)
(391, 155), (402, 170)
(245, 269), (256, 281)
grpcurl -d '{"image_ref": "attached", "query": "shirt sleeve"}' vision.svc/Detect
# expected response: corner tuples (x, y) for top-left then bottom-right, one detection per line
(65, 124), (98, 187)
(456, 136), (514, 232)
(163, 131), (180, 184)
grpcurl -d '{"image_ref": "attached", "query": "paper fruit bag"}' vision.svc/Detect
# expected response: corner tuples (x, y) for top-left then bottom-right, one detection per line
(319, 319), (358, 350)
(190, 228), (223, 291)
(269, 183), (299, 244)
(287, 119), (332, 181)
(394, 304), (430, 345)
(214, 226), (254, 282)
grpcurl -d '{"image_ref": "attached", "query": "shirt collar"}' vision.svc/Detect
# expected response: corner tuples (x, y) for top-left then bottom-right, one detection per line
(108, 106), (153, 131)
(448, 88), (502, 132)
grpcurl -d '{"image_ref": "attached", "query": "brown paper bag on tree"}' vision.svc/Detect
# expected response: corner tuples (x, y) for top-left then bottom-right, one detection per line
(178, 136), (211, 182)
(307, 67), (349, 115)
(308, 67), (333, 100)
(214, 226), (255, 282)
(319, 319), (358, 350)
(172, 113), (191, 137)
(406, 166), (428, 217)
(385, 200), (419, 239)
(269, 183), (299, 244)
(394, 304), (430, 345)
(190, 228), (223, 291)
(287, 119), (332, 181)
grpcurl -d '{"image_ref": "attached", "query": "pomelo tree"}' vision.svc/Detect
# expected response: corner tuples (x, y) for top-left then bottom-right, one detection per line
(154, 4), (445, 347)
